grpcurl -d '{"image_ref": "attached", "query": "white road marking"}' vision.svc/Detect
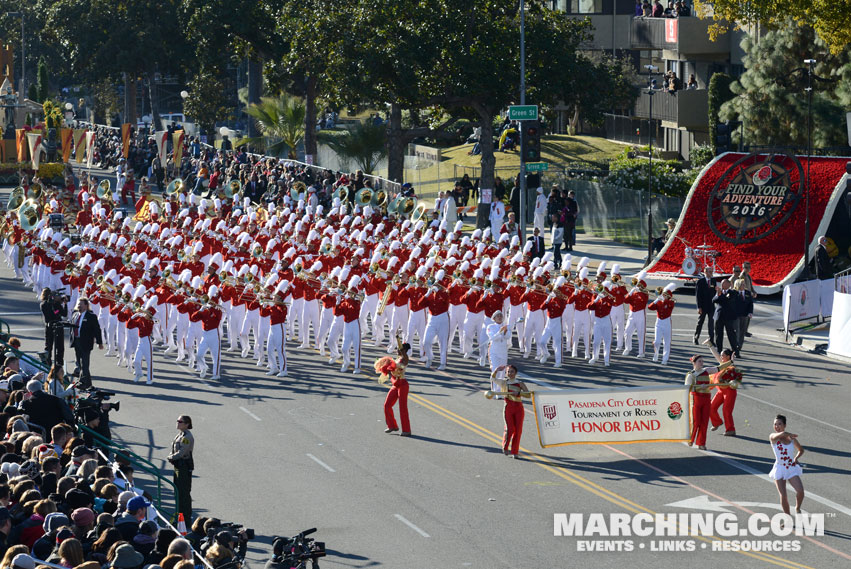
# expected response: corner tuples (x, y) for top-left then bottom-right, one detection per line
(238, 406), (262, 421)
(689, 444), (851, 518)
(517, 373), (558, 390)
(734, 391), (851, 435)
(394, 514), (430, 537)
(306, 453), (336, 473)
(667, 495), (784, 513)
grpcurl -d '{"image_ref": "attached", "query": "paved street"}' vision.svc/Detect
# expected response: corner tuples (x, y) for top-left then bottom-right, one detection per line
(2, 193), (849, 569)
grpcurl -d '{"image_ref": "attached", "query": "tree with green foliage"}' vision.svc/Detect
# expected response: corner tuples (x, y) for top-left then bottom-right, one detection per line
(318, 121), (387, 174)
(182, 67), (234, 136)
(237, 95), (306, 158)
(719, 25), (851, 149)
(707, 72), (733, 153)
(567, 54), (638, 133)
(91, 79), (120, 125)
(36, 57), (48, 103)
(694, 0), (851, 54)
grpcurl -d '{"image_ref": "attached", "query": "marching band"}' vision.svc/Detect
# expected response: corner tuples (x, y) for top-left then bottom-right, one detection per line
(0, 173), (683, 390)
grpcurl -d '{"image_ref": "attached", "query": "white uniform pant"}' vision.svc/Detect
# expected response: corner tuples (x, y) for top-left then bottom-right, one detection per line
(240, 308), (261, 357)
(227, 303), (246, 349)
(289, 297), (304, 338)
(562, 304), (575, 349)
(462, 311), (484, 357)
(571, 309), (591, 358)
(316, 307), (335, 351)
(360, 293), (379, 337)
(186, 321), (202, 364)
(266, 323), (287, 374)
(196, 328), (221, 377)
(373, 303), (392, 345)
(447, 304), (466, 351)
(522, 309), (545, 357)
(422, 312), (449, 367)
(389, 304), (409, 345)
(300, 299), (320, 346)
(105, 313), (119, 353)
(255, 316), (270, 362)
(124, 327), (138, 363)
(507, 303), (526, 350)
(539, 315), (563, 364)
(174, 312), (190, 358)
(610, 304), (626, 351)
(327, 316), (344, 359)
(623, 310), (646, 356)
(341, 320), (361, 370)
(406, 309), (427, 356)
(590, 315), (612, 365)
(653, 316), (672, 364)
(133, 336), (153, 383)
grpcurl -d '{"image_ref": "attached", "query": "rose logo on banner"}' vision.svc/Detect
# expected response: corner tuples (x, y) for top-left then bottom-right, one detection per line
(800, 288), (807, 306)
(667, 402), (683, 420)
(707, 152), (804, 245)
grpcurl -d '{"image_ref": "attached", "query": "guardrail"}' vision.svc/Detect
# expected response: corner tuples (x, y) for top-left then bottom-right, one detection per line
(77, 424), (180, 520)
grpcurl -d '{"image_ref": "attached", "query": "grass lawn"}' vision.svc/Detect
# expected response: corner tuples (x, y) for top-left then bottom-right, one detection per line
(440, 134), (626, 170)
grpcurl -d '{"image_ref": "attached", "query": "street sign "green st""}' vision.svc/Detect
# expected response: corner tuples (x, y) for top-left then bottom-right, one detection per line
(525, 162), (548, 172)
(509, 105), (538, 121)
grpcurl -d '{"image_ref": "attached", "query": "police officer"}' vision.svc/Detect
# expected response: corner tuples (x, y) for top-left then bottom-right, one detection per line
(39, 288), (67, 368)
(168, 415), (195, 522)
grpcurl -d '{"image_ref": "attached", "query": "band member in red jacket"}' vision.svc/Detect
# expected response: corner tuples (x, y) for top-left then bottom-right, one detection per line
(538, 278), (567, 368)
(190, 285), (224, 380)
(623, 270), (650, 357)
(339, 276), (363, 374)
(588, 284), (614, 366)
(127, 298), (157, 385)
(262, 281), (291, 378)
(421, 270), (450, 370)
(649, 283), (677, 365)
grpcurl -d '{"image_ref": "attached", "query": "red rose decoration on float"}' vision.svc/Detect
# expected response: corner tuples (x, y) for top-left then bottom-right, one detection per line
(647, 152), (850, 293)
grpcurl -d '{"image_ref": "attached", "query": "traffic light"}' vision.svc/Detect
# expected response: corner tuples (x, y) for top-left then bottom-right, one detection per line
(521, 121), (541, 162)
(714, 120), (741, 155)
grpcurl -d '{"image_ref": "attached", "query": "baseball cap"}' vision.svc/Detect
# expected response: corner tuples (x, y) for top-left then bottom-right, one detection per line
(127, 496), (151, 512)
(72, 446), (96, 458)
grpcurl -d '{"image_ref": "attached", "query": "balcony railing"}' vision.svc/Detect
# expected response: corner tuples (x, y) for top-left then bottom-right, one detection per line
(630, 17), (729, 55)
(633, 88), (708, 129)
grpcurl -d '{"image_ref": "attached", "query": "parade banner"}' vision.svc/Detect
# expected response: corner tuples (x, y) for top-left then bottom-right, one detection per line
(121, 123), (131, 158)
(155, 130), (169, 168)
(73, 129), (87, 164)
(85, 131), (96, 169)
(532, 385), (690, 447)
(782, 279), (823, 334)
(173, 130), (185, 165)
(16, 129), (27, 162)
(26, 133), (44, 170)
(827, 290), (851, 359)
(647, 152), (850, 294)
(60, 128), (74, 163)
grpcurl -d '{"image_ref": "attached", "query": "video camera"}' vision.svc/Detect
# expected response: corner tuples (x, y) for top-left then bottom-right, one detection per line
(270, 528), (326, 569)
(48, 289), (70, 304)
(202, 521), (255, 566)
(74, 387), (120, 416)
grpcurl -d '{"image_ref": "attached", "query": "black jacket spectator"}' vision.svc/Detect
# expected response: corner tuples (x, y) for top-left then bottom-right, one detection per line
(713, 289), (737, 322)
(20, 389), (75, 434)
(815, 243), (832, 279)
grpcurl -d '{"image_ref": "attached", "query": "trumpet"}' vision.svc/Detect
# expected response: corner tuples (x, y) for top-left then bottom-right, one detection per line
(594, 284), (616, 299)
(95, 276), (117, 292)
(545, 284), (569, 300)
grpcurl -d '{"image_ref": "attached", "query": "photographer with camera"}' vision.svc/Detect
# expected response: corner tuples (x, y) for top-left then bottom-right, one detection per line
(267, 529), (325, 569)
(40, 288), (68, 369)
(167, 415), (194, 523)
(20, 378), (74, 434)
(203, 525), (254, 569)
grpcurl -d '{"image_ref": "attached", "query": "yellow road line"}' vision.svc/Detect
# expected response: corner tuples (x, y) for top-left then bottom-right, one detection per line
(408, 391), (819, 569)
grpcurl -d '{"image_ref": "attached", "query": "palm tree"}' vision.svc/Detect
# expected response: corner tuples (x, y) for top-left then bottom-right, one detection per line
(318, 120), (387, 174)
(236, 95), (306, 159)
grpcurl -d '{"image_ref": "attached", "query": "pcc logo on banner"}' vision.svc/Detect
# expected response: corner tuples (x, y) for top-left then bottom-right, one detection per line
(533, 385), (690, 447)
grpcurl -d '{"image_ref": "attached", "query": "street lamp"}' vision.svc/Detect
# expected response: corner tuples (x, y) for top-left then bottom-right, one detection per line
(6, 12), (24, 99)
(644, 64), (658, 266)
(180, 90), (189, 100)
(802, 58), (815, 280)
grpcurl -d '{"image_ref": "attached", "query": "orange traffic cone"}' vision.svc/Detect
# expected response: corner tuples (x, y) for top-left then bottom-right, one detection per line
(177, 513), (187, 535)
